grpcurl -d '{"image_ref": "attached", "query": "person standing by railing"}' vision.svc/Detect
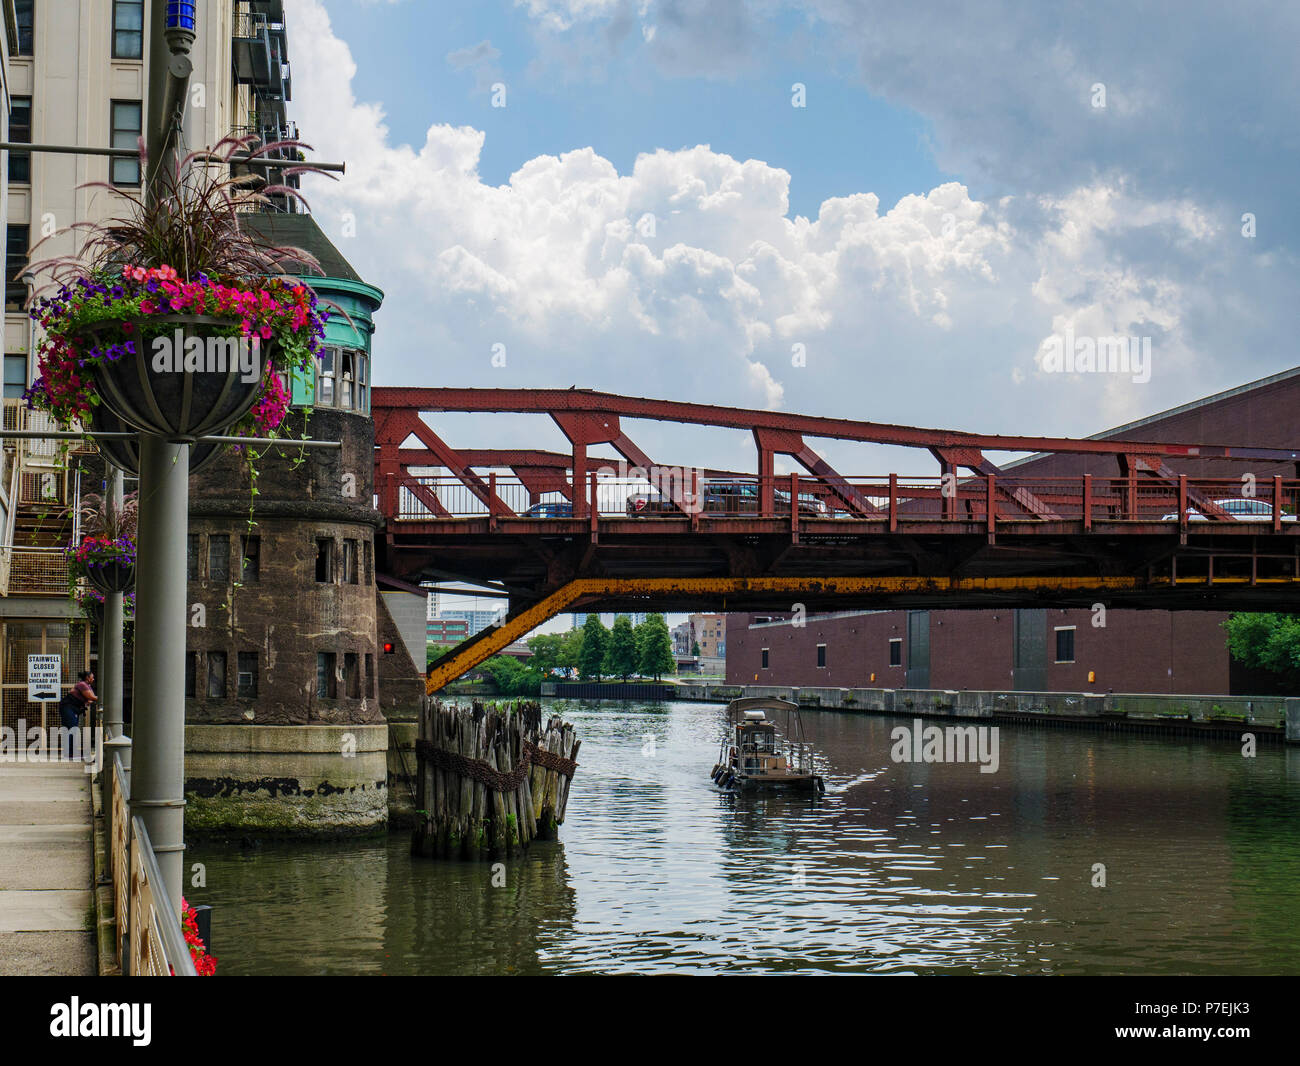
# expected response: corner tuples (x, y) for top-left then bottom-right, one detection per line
(59, 671), (97, 761)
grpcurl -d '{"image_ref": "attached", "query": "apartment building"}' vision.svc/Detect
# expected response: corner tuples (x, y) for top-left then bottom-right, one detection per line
(688, 612), (726, 658)
(0, 1), (298, 735)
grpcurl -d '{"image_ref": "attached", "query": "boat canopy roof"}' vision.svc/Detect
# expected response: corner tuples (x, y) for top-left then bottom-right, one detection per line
(727, 697), (799, 715)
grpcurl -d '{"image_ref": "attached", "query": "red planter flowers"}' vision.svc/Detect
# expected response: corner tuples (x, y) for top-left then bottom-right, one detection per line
(180, 897), (217, 976)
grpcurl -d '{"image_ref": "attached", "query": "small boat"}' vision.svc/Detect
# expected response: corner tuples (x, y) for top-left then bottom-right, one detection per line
(710, 697), (824, 792)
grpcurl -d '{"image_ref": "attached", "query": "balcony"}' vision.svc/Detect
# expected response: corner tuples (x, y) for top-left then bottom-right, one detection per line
(232, 12), (290, 101)
(0, 546), (70, 596)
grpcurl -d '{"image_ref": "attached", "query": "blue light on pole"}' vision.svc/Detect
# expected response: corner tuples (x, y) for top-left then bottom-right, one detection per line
(165, 2), (196, 31)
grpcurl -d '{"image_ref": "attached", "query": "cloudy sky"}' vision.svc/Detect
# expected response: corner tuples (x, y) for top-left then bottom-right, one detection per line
(284, 0), (1298, 480)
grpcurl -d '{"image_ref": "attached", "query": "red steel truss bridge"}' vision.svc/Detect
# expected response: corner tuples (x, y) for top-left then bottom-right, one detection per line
(371, 387), (1300, 691)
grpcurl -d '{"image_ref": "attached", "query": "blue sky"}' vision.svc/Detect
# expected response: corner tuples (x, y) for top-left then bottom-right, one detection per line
(321, 1), (951, 221)
(286, 0), (1299, 623)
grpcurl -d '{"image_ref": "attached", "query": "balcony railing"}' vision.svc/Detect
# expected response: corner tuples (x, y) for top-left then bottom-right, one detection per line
(1, 546), (71, 595)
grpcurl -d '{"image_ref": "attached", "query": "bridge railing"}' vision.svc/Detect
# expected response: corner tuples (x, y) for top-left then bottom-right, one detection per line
(392, 473), (1300, 526)
(109, 751), (198, 977)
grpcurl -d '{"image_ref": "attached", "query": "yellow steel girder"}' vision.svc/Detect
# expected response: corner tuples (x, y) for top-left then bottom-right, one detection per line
(423, 574), (1149, 694)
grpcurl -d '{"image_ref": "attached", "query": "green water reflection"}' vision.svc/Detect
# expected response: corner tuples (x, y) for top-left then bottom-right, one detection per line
(190, 700), (1300, 975)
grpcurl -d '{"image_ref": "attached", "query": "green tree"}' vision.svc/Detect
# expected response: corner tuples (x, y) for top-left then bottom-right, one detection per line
(478, 655), (542, 696)
(527, 633), (564, 674)
(1223, 613), (1300, 684)
(636, 613), (676, 680)
(578, 614), (609, 679)
(603, 614), (640, 681)
(558, 627), (584, 670)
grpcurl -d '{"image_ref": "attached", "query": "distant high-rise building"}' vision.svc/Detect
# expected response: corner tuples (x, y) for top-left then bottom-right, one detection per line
(440, 609), (500, 637)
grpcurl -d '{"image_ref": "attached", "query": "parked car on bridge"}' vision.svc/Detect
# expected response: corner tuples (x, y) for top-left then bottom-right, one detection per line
(625, 481), (828, 516)
(1158, 498), (1296, 522)
(522, 500), (575, 518)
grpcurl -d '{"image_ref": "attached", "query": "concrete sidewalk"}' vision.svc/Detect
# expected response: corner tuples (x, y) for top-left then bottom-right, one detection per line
(0, 762), (95, 976)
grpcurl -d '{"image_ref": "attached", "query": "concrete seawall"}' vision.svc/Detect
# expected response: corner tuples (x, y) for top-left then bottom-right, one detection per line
(671, 683), (1298, 742)
(185, 725), (389, 837)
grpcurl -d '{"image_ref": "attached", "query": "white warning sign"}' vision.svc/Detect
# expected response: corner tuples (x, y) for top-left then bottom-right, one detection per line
(27, 654), (61, 703)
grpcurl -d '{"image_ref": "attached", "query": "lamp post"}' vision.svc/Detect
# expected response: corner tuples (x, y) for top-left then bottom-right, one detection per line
(129, 0), (199, 916)
(100, 468), (125, 740)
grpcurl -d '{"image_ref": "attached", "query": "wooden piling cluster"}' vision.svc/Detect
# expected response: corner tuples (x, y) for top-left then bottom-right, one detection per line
(411, 699), (581, 860)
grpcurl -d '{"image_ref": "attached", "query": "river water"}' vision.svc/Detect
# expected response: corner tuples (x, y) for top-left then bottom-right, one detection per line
(190, 699), (1300, 975)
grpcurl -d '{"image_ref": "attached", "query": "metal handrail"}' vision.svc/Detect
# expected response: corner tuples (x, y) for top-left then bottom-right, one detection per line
(129, 817), (198, 977)
(110, 751), (196, 977)
(110, 755), (130, 962)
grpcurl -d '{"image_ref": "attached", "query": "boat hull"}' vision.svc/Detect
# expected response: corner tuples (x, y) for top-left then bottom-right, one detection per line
(725, 772), (822, 792)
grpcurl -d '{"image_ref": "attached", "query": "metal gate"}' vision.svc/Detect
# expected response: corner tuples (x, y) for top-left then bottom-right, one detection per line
(0, 620), (90, 739)
(905, 610), (930, 688)
(1012, 609), (1047, 691)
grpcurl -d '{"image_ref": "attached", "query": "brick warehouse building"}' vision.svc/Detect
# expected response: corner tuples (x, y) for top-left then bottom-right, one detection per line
(728, 367), (1300, 696)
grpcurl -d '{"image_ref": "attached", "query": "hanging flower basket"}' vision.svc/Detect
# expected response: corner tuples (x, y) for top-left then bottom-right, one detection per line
(75, 588), (136, 627)
(79, 312), (277, 439)
(67, 536), (136, 594)
(18, 136), (335, 450)
(83, 389), (223, 475)
(28, 267), (317, 444)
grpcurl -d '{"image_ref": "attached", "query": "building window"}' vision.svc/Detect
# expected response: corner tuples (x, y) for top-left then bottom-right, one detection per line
(240, 535), (260, 583)
(316, 348), (335, 406)
(760, 648), (769, 669)
(366, 652), (375, 697)
(110, 101), (142, 185)
(207, 651), (227, 698)
(889, 638), (902, 667)
(315, 538), (334, 582)
(112, 0), (144, 59)
(237, 652), (258, 698)
(339, 350), (367, 411)
(187, 534), (200, 580)
(816, 644), (827, 668)
(184, 653), (197, 698)
(344, 652), (359, 698)
(363, 541), (372, 585)
(4, 354), (28, 400)
(8, 96), (30, 183)
(6, 224), (30, 312)
(316, 652), (337, 697)
(208, 534), (229, 583)
(1054, 627), (1076, 664)
(314, 348), (369, 411)
(15, 0), (32, 56)
(342, 539), (358, 584)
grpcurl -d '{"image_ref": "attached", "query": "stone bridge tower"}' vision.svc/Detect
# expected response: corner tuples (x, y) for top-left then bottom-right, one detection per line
(181, 214), (423, 836)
